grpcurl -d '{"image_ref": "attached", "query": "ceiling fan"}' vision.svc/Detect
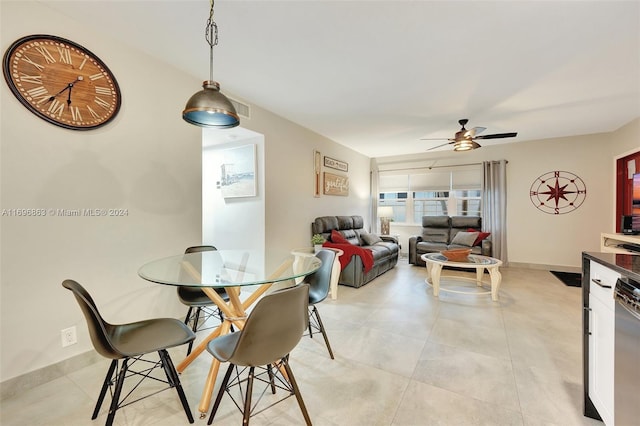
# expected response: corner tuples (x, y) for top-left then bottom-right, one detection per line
(422, 119), (518, 151)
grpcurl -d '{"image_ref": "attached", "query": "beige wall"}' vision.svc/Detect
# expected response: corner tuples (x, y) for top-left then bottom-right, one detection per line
(376, 118), (640, 270)
(0, 1), (371, 382)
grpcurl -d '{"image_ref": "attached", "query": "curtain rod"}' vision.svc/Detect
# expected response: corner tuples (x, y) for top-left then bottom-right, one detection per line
(378, 160), (508, 173)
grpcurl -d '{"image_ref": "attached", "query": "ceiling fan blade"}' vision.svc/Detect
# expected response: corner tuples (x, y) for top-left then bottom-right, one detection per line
(474, 132), (518, 140)
(420, 137), (454, 141)
(466, 126), (486, 138)
(427, 141), (454, 151)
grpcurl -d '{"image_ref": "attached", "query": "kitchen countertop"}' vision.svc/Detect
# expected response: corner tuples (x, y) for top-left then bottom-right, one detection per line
(583, 251), (640, 282)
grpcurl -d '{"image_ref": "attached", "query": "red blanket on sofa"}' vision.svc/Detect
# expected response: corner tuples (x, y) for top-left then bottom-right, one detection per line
(322, 241), (374, 272)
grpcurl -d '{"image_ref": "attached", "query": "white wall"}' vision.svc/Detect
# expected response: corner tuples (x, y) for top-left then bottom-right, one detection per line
(376, 119), (640, 270)
(0, 1), (372, 383)
(0, 2), (203, 381)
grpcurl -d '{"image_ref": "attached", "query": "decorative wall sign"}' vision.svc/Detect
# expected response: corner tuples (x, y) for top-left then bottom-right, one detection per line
(220, 144), (257, 198)
(323, 172), (349, 196)
(529, 170), (586, 214)
(324, 156), (348, 172)
(314, 150), (321, 197)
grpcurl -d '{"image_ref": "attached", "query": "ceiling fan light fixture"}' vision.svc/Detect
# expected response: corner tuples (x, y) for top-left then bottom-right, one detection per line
(182, 0), (239, 129)
(453, 140), (480, 151)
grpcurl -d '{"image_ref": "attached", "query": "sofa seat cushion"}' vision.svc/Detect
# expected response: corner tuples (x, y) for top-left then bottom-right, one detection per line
(367, 244), (393, 261)
(416, 241), (449, 252)
(323, 241), (374, 272)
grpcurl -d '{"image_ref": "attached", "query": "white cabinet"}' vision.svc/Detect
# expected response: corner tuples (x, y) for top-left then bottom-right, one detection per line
(587, 260), (620, 425)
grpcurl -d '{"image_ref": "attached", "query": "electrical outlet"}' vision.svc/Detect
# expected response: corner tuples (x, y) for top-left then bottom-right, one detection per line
(61, 326), (77, 347)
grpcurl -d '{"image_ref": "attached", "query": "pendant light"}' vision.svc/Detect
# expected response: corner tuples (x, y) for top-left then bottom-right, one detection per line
(183, 0), (239, 128)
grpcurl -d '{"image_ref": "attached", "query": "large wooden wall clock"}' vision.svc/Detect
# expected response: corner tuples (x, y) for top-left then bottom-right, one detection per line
(529, 170), (587, 214)
(3, 34), (121, 130)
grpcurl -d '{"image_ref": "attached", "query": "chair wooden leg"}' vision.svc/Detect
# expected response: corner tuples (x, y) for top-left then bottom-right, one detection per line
(312, 305), (334, 359)
(243, 367), (255, 426)
(159, 349), (194, 424)
(207, 363), (235, 425)
(282, 356), (312, 426)
(105, 358), (128, 426)
(92, 359), (117, 420)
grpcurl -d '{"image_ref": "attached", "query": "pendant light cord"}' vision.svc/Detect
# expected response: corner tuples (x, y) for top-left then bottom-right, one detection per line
(206, 0), (219, 82)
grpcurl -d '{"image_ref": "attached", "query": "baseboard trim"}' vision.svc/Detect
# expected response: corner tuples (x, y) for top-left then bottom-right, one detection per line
(0, 350), (101, 401)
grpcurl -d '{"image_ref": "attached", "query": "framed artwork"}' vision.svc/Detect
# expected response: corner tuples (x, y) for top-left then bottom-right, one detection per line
(323, 172), (349, 196)
(324, 156), (348, 172)
(220, 144), (257, 198)
(314, 150), (321, 197)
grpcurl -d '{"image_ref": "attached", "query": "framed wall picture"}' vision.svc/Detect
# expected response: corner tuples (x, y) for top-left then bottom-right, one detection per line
(324, 156), (348, 172)
(314, 150), (321, 197)
(220, 144), (257, 198)
(323, 172), (349, 196)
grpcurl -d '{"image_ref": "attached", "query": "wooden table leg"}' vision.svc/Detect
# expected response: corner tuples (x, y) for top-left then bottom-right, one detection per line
(198, 320), (231, 417)
(488, 266), (502, 301)
(431, 263), (442, 297)
(476, 267), (484, 286)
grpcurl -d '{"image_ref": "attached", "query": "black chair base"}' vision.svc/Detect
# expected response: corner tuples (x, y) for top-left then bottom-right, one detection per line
(307, 305), (335, 359)
(184, 305), (224, 355)
(93, 350), (194, 426)
(207, 355), (311, 426)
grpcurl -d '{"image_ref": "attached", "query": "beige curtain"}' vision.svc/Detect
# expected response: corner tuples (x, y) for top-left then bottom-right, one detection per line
(482, 160), (508, 263)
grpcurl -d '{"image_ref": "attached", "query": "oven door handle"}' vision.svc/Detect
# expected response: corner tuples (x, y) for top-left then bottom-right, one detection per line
(592, 278), (611, 289)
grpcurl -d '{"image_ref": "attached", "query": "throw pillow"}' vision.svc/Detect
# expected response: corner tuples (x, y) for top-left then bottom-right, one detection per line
(361, 232), (383, 245)
(330, 229), (350, 244)
(450, 231), (479, 247)
(467, 228), (491, 246)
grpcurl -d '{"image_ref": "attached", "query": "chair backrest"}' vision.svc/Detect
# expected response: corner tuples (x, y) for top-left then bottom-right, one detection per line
(229, 284), (309, 366)
(61, 279), (121, 359)
(179, 245), (218, 297)
(306, 249), (336, 304)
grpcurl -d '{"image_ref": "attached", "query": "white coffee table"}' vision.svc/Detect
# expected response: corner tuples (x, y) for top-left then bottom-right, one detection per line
(421, 252), (503, 301)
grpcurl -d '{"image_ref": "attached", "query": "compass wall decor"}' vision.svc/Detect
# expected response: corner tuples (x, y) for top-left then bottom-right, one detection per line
(529, 171), (587, 215)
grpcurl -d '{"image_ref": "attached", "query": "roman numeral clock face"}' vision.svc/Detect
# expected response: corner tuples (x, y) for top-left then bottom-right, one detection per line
(3, 35), (121, 130)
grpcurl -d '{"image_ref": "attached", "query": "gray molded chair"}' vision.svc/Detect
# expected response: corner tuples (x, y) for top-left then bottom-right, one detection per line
(305, 249), (336, 359)
(61, 279), (195, 426)
(179, 245), (229, 355)
(206, 284), (312, 426)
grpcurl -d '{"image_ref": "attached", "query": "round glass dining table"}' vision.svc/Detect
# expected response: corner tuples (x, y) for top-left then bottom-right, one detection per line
(138, 250), (321, 417)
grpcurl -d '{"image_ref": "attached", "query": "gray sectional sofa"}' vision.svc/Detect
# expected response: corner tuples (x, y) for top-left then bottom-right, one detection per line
(312, 215), (399, 288)
(408, 216), (492, 267)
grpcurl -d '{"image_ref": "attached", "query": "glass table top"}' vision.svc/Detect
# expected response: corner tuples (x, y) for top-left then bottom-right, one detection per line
(138, 250), (322, 288)
(422, 252), (500, 266)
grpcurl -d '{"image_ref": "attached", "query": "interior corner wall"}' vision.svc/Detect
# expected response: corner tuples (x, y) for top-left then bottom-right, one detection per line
(202, 131), (266, 273)
(232, 104), (372, 273)
(374, 119), (640, 271)
(1, 2), (203, 382)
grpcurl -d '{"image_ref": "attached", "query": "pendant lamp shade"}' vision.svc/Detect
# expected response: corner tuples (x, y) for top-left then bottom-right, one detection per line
(182, 0), (239, 129)
(183, 80), (239, 128)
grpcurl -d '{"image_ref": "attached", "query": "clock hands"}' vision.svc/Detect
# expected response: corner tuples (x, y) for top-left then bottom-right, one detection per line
(47, 76), (84, 104)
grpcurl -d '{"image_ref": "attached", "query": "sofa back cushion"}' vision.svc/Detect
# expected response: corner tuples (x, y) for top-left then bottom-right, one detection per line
(420, 215), (450, 243)
(450, 216), (482, 243)
(312, 215), (365, 246)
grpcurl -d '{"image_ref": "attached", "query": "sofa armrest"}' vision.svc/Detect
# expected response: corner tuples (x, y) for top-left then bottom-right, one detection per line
(379, 235), (398, 244)
(408, 235), (423, 265)
(481, 239), (493, 257)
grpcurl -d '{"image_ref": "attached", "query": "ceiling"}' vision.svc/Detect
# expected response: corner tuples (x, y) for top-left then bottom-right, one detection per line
(43, 0), (640, 158)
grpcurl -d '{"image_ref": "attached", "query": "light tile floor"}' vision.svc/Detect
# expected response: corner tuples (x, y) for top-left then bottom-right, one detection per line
(0, 262), (603, 425)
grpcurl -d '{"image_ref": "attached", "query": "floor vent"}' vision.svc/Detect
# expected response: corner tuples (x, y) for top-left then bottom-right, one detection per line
(229, 98), (251, 119)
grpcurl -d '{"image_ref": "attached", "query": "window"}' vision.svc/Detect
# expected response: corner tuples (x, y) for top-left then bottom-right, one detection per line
(379, 192), (407, 222)
(378, 167), (482, 223)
